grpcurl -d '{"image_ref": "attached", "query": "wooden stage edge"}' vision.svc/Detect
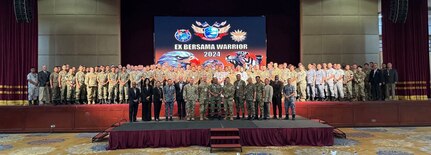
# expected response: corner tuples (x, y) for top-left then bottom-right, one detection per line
(0, 101), (430, 132)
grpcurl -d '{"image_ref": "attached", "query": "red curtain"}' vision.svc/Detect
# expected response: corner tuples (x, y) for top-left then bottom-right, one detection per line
(0, 0), (38, 105)
(382, 0), (430, 100)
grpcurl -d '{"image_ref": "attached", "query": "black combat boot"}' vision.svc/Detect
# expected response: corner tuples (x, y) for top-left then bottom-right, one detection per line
(292, 114), (296, 120)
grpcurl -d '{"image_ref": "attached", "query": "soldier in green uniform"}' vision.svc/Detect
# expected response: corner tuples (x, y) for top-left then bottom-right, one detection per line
(245, 77), (256, 120)
(183, 78), (198, 121)
(97, 66), (108, 104)
(343, 65), (354, 101)
(65, 69), (76, 104)
(222, 77), (235, 120)
(108, 67), (119, 104)
(58, 65), (68, 103)
(75, 66), (86, 104)
(234, 74), (246, 119)
(254, 76), (265, 120)
(50, 66), (60, 105)
(354, 66), (366, 101)
(85, 67), (98, 104)
(198, 76), (209, 120)
(119, 67), (129, 104)
(208, 77), (223, 120)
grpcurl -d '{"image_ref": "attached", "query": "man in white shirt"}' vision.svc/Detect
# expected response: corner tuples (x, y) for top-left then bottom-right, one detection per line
(333, 64), (345, 100)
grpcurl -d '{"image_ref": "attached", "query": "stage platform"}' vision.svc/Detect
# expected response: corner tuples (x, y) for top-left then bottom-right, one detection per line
(1, 101), (431, 132)
(107, 116), (334, 150)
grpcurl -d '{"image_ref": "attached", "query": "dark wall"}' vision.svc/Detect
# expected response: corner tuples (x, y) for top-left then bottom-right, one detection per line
(121, 0), (300, 66)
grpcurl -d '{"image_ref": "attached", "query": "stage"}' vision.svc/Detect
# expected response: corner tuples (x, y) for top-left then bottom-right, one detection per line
(1, 101), (431, 132)
(107, 116), (334, 150)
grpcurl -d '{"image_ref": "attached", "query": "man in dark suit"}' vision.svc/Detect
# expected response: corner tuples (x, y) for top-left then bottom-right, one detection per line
(38, 65), (51, 105)
(368, 63), (383, 101)
(175, 77), (187, 120)
(383, 63), (398, 100)
(270, 75), (283, 119)
(128, 82), (141, 122)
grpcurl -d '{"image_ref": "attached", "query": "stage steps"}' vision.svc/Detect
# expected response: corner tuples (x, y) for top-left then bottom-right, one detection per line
(92, 119), (127, 142)
(210, 128), (242, 153)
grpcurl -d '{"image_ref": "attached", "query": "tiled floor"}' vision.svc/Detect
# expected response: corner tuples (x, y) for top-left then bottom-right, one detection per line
(0, 127), (430, 155)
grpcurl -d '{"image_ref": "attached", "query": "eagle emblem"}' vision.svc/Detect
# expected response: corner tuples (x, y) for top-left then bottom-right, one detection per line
(191, 21), (231, 41)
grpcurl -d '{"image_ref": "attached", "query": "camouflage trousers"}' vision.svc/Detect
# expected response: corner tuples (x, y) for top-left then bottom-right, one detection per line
(246, 100), (255, 117)
(75, 84), (86, 102)
(98, 85), (108, 100)
(199, 98), (208, 116)
(119, 84), (129, 102)
(223, 97), (234, 118)
(210, 98), (222, 116)
(87, 86), (97, 104)
(51, 85), (60, 102)
(66, 85), (75, 101)
(298, 82), (307, 100)
(254, 98), (264, 116)
(108, 84), (118, 102)
(60, 82), (67, 101)
(354, 83), (365, 100)
(343, 82), (353, 99)
(234, 96), (245, 114)
(186, 99), (196, 119)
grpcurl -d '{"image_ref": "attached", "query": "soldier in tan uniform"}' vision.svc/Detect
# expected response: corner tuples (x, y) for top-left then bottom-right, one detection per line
(119, 67), (129, 103)
(97, 66), (108, 103)
(297, 66), (307, 101)
(58, 65), (68, 103)
(50, 67), (60, 105)
(75, 66), (86, 104)
(85, 67), (98, 104)
(108, 67), (119, 104)
(343, 65), (354, 101)
(65, 69), (76, 104)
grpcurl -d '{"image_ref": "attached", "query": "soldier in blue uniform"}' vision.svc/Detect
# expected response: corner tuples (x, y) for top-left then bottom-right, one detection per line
(283, 78), (296, 120)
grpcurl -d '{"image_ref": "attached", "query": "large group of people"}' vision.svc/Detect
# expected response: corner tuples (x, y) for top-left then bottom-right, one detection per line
(27, 61), (398, 122)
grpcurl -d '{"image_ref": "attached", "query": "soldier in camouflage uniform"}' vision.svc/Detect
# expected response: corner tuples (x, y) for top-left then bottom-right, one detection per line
(343, 65), (354, 101)
(118, 67), (129, 103)
(183, 78), (198, 121)
(97, 66), (108, 104)
(245, 77), (256, 120)
(223, 77), (235, 120)
(85, 67), (98, 104)
(297, 66), (307, 101)
(254, 76), (265, 120)
(58, 65), (68, 103)
(50, 67), (60, 105)
(198, 76), (209, 120)
(234, 74), (246, 119)
(65, 69), (76, 104)
(75, 66), (86, 104)
(208, 77), (223, 120)
(108, 67), (119, 104)
(363, 63), (371, 100)
(354, 66), (366, 101)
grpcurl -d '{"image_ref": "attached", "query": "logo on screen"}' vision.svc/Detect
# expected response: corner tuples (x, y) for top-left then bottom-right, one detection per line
(191, 21), (230, 41)
(174, 29), (192, 42)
